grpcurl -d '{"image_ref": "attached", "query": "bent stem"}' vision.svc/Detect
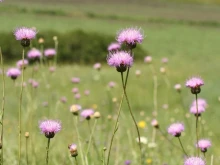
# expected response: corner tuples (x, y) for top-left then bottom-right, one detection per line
(195, 93), (199, 156)
(177, 137), (188, 156)
(106, 93), (124, 165)
(121, 71), (142, 164)
(46, 138), (51, 165)
(74, 116), (85, 165)
(0, 48), (5, 165)
(18, 48), (25, 165)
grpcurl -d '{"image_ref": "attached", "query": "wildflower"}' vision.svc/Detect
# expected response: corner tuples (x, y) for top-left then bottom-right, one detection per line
(81, 109), (94, 120)
(44, 48), (56, 58)
(108, 42), (121, 52)
(144, 56), (152, 64)
(146, 158), (152, 164)
(68, 144), (78, 157)
(14, 27), (37, 47)
(197, 139), (211, 153)
(93, 63), (101, 71)
(6, 68), (21, 80)
(38, 37), (44, 44)
(138, 121), (146, 129)
(160, 67), (166, 74)
(16, 59), (28, 69)
(161, 57), (168, 64)
(84, 90), (90, 96)
(192, 98), (208, 109)
(108, 81), (116, 88)
(117, 27), (144, 48)
(71, 77), (80, 84)
(27, 48), (41, 61)
(32, 80), (39, 88)
(74, 93), (81, 100)
(186, 77), (204, 94)
(124, 160), (131, 165)
(60, 96), (67, 103)
(135, 70), (141, 77)
(25, 132), (29, 138)
(93, 111), (101, 119)
(174, 84), (182, 93)
(49, 66), (56, 73)
(70, 104), (82, 115)
(39, 120), (61, 138)
(151, 119), (159, 129)
(136, 136), (148, 144)
(190, 105), (205, 116)
(72, 87), (79, 94)
(168, 122), (184, 137)
(184, 157), (205, 165)
(107, 51), (133, 72)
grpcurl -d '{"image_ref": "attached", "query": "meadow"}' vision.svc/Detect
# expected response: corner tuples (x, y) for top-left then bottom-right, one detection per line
(0, 0), (220, 164)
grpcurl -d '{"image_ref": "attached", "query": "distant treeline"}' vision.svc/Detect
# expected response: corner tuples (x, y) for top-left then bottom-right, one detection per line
(0, 30), (147, 64)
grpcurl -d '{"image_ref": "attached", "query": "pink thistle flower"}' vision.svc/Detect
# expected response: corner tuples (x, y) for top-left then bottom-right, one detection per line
(107, 51), (133, 72)
(81, 109), (94, 120)
(74, 93), (81, 100)
(192, 98), (208, 109)
(144, 56), (152, 64)
(68, 143), (78, 157)
(190, 105), (205, 116)
(184, 157), (205, 165)
(93, 63), (101, 71)
(108, 42), (121, 52)
(70, 104), (82, 115)
(49, 66), (56, 73)
(168, 122), (184, 137)
(151, 119), (159, 128)
(44, 48), (56, 58)
(16, 59), (29, 69)
(174, 84), (182, 92)
(60, 96), (67, 103)
(6, 68), (21, 80)
(84, 90), (90, 96)
(72, 87), (79, 94)
(71, 77), (80, 84)
(197, 139), (211, 153)
(161, 57), (168, 64)
(186, 77), (204, 94)
(108, 81), (116, 88)
(32, 80), (39, 88)
(14, 27), (37, 47)
(27, 48), (42, 61)
(117, 27), (144, 48)
(39, 119), (61, 138)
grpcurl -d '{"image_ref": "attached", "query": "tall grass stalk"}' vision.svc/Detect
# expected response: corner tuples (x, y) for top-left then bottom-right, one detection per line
(0, 48), (5, 165)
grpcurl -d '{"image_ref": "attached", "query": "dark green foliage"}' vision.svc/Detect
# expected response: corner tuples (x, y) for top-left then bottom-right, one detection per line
(1, 30), (147, 64)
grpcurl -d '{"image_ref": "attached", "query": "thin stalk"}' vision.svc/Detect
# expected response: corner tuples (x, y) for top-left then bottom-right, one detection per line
(106, 93), (124, 165)
(46, 138), (51, 165)
(121, 72), (142, 165)
(0, 48), (5, 165)
(86, 119), (98, 157)
(203, 152), (205, 158)
(74, 157), (78, 165)
(102, 148), (106, 165)
(26, 138), (29, 165)
(74, 116), (85, 165)
(195, 94), (199, 156)
(177, 137), (188, 156)
(54, 39), (58, 66)
(18, 48), (25, 165)
(210, 155), (213, 165)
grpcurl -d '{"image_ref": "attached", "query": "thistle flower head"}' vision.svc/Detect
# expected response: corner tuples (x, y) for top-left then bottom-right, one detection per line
(93, 63), (101, 70)
(107, 51), (133, 72)
(192, 98), (208, 109)
(14, 27), (37, 47)
(39, 119), (61, 138)
(70, 104), (82, 115)
(144, 56), (152, 64)
(174, 84), (182, 92)
(117, 27), (144, 48)
(44, 48), (56, 58)
(108, 42), (121, 52)
(124, 160), (131, 165)
(184, 157), (205, 165)
(167, 122), (184, 137)
(27, 48), (42, 60)
(68, 144), (78, 157)
(151, 119), (159, 128)
(186, 77), (204, 94)
(190, 105), (205, 116)
(6, 68), (21, 80)
(16, 59), (29, 69)
(71, 77), (80, 84)
(197, 139), (211, 153)
(80, 109), (94, 120)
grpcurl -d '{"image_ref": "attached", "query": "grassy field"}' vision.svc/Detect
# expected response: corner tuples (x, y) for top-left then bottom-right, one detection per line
(0, 0), (220, 164)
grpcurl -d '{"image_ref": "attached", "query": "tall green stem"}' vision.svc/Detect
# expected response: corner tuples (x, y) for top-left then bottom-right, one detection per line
(74, 157), (78, 165)
(195, 94), (199, 156)
(46, 138), (51, 165)
(0, 48), (5, 165)
(18, 48), (25, 165)
(121, 72), (142, 165)
(177, 137), (188, 156)
(25, 137), (29, 165)
(74, 116), (85, 165)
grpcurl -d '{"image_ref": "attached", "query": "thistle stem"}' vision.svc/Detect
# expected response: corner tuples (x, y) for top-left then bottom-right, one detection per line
(0, 48), (5, 165)
(18, 48), (25, 165)
(74, 157), (78, 165)
(195, 94), (199, 156)
(177, 137), (188, 156)
(26, 137), (29, 165)
(46, 138), (51, 165)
